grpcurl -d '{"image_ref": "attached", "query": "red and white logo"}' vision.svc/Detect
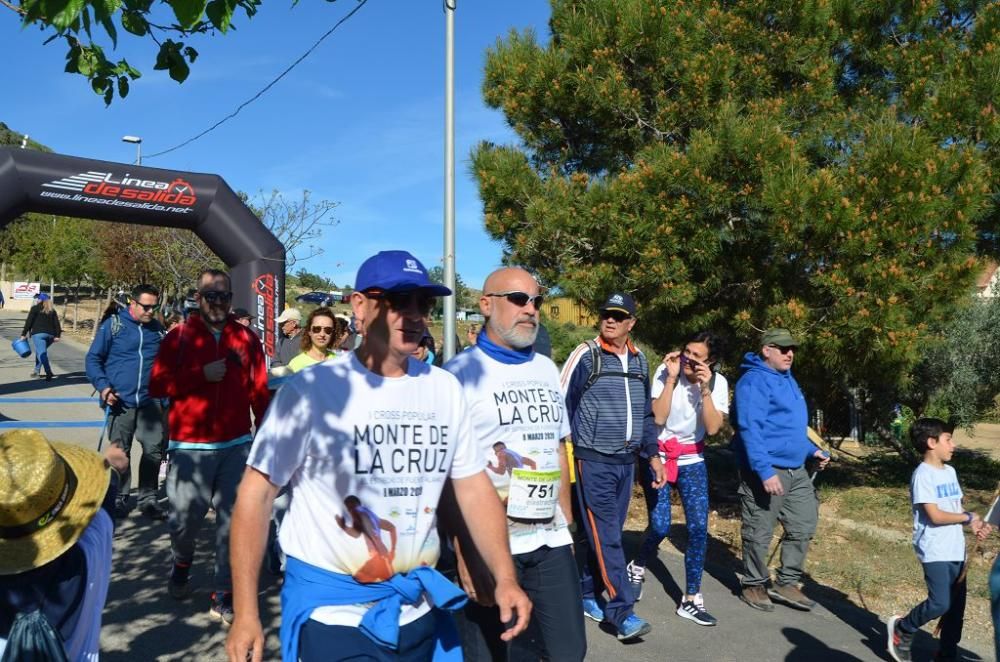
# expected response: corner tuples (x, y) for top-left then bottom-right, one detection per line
(42, 171), (197, 207)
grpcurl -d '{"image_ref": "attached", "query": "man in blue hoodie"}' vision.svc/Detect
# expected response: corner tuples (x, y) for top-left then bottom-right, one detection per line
(731, 328), (829, 612)
(86, 284), (166, 521)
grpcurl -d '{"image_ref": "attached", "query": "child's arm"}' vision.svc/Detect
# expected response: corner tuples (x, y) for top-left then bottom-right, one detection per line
(921, 502), (981, 527)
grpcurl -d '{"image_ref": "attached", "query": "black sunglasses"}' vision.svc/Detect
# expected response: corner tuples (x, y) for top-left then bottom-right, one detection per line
(485, 291), (544, 308)
(365, 290), (435, 316)
(600, 310), (632, 322)
(200, 290), (233, 304)
(767, 344), (796, 354)
(311, 325), (334, 334)
(132, 300), (160, 313)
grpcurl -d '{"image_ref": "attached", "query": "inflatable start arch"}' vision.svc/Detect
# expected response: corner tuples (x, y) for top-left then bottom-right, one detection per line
(0, 147), (285, 356)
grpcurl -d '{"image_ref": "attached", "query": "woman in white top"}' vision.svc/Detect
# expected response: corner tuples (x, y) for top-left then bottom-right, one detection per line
(627, 331), (729, 627)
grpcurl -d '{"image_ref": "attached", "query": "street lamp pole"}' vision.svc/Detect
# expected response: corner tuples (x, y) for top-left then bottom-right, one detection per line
(121, 135), (142, 165)
(442, 0), (457, 361)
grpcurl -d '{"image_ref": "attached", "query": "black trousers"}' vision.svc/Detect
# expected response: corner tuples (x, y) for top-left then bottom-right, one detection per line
(453, 544), (587, 662)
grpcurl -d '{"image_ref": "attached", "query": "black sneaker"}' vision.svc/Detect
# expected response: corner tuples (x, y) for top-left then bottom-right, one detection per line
(626, 561), (645, 601)
(210, 591), (234, 626)
(887, 615), (913, 662)
(113, 498), (131, 521)
(140, 502), (168, 521)
(168, 562), (192, 600)
(676, 594), (718, 626)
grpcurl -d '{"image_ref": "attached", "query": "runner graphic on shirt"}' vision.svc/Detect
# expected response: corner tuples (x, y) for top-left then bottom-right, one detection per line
(335, 495), (398, 583)
(488, 441), (538, 476)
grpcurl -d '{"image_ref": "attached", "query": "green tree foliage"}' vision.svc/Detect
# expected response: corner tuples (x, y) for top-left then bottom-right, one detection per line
(428, 265), (475, 315)
(906, 293), (1000, 429)
(8, 0), (266, 104)
(294, 267), (336, 291)
(473, 0), (998, 427)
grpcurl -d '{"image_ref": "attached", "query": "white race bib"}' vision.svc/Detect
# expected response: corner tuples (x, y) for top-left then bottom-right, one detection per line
(506, 469), (560, 520)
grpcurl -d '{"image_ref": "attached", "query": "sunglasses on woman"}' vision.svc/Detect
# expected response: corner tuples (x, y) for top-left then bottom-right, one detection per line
(311, 325), (334, 334)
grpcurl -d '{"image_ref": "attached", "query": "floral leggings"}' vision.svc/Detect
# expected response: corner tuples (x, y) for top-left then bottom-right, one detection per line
(636, 459), (710, 596)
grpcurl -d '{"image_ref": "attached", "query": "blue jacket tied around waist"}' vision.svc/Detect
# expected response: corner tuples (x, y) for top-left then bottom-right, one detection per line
(281, 556), (467, 661)
(731, 352), (819, 481)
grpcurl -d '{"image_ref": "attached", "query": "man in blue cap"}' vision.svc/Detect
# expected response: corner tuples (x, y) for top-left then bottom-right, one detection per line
(560, 292), (664, 642)
(227, 250), (532, 661)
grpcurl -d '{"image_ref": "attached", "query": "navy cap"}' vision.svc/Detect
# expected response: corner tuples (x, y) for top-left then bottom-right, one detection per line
(354, 250), (452, 296)
(599, 292), (636, 316)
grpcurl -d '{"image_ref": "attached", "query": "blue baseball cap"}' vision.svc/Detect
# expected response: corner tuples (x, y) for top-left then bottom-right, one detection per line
(355, 250), (452, 296)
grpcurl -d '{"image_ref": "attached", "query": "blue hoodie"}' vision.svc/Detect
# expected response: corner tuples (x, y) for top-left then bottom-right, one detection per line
(731, 352), (818, 481)
(85, 308), (164, 409)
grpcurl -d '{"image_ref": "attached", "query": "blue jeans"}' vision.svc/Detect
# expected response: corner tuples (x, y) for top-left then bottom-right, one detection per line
(901, 560), (966, 658)
(31, 333), (53, 376)
(990, 555), (1000, 659)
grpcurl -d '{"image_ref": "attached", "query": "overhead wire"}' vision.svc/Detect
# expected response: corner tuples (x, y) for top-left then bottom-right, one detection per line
(145, 0), (369, 161)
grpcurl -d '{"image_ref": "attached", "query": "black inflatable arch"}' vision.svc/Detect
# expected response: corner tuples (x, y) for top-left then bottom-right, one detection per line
(0, 147), (285, 356)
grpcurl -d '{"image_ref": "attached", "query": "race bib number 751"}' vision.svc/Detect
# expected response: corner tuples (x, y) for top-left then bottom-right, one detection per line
(506, 469), (560, 520)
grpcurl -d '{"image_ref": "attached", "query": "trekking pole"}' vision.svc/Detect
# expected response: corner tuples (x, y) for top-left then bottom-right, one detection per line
(932, 481), (1000, 637)
(96, 404), (110, 452)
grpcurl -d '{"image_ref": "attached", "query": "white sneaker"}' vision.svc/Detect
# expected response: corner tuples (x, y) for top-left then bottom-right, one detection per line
(626, 561), (645, 601)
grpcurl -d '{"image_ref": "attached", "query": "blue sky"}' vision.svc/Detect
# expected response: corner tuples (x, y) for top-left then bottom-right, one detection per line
(3, 1), (551, 290)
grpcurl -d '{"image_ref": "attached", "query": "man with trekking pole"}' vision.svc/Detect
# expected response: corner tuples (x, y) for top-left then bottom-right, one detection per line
(731, 328), (829, 613)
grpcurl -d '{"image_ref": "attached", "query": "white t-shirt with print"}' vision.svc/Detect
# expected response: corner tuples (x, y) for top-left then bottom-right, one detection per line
(247, 352), (484, 628)
(650, 365), (729, 466)
(445, 348), (573, 555)
(911, 462), (966, 563)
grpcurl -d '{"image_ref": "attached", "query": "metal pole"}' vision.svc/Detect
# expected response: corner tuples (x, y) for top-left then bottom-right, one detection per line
(442, 0), (457, 361)
(136, 141), (142, 166)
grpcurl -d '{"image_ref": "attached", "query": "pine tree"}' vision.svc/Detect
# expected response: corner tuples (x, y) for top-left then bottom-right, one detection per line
(473, 0), (998, 424)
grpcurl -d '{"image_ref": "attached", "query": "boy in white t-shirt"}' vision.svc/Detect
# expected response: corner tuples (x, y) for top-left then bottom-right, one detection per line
(225, 251), (531, 662)
(887, 418), (989, 662)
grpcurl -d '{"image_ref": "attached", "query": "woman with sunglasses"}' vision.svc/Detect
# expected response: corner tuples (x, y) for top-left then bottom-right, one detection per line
(288, 307), (346, 373)
(627, 331), (729, 627)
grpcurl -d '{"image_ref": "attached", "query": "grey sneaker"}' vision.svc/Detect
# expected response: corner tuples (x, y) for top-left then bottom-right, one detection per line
(767, 583), (816, 611)
(740, 585), (774, 612)
(626, 561), (645, 601)
(887, 615), (913, 662)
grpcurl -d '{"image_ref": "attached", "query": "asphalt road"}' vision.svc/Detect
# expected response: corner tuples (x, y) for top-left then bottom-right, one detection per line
(0, 309), (990, 661)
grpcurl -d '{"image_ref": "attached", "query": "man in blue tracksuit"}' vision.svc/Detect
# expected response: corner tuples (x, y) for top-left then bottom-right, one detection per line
(731, 328), (829, 613)
(86, 284), (166, 520)
(560, 292), (665, 642)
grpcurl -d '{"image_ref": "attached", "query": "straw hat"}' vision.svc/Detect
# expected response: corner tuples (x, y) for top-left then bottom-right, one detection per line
(0, 430), (112, 575)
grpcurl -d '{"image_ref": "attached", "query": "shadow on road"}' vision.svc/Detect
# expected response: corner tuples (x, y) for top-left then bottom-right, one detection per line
(102, 501), (283, 661)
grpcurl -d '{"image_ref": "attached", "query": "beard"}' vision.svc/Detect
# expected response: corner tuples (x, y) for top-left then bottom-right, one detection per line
(490, 316), (538, 349)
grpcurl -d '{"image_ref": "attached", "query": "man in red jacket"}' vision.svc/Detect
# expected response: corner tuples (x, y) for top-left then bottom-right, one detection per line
(149, 268), (270, 627)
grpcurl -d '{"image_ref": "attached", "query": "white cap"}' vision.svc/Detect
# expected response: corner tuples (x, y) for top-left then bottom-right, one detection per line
(275, 308), (302, 324)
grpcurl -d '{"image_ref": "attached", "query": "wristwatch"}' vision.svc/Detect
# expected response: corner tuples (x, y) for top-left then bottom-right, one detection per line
(964, 511), (974, 525)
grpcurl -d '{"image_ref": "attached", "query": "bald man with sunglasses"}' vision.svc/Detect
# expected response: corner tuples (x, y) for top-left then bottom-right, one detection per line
(443, 268), (586, 660)
(731, 328), (829, 613)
